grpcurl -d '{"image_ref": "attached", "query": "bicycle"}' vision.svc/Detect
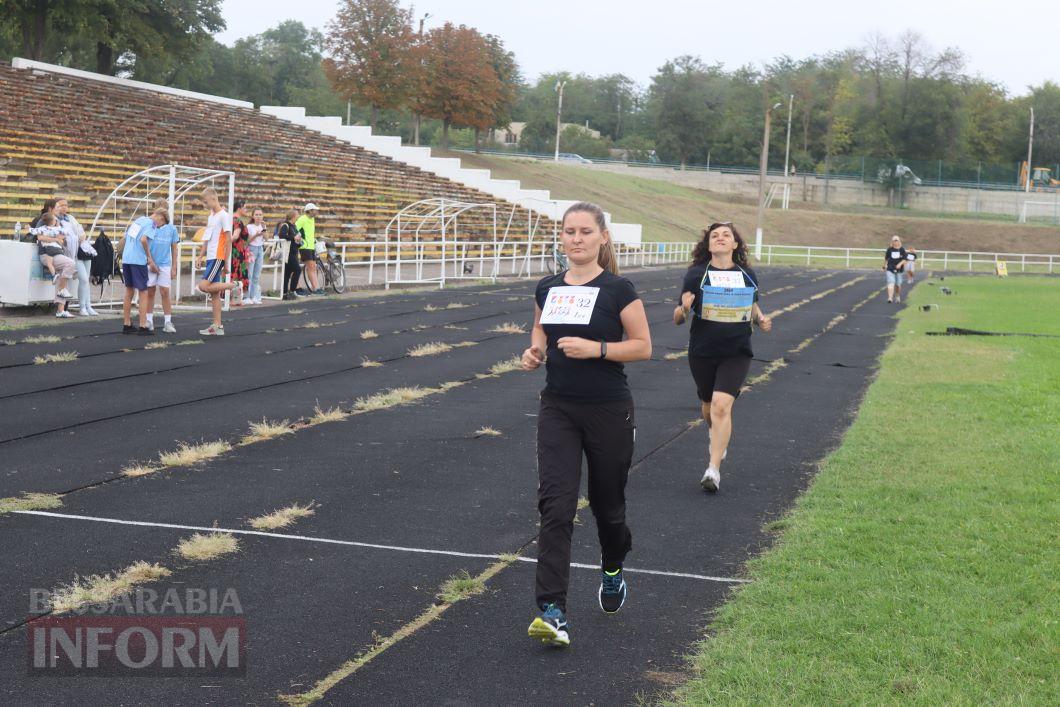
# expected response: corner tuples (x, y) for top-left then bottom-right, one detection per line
(301, 240), (346, 294)
(544, 242), (568, 275)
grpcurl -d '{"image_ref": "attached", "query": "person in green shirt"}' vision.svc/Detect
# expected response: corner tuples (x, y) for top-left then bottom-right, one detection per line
(296, 203), (321, 294)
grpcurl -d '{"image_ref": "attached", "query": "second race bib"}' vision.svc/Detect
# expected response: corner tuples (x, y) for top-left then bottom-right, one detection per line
(540, 286), (600, 325)
(707, 270), (746, 288)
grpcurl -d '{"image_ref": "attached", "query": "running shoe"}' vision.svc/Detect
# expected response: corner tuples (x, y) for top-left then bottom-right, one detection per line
(138, 327), (153, 336)
(282, 293), (297, 301)
(700, 466), (720, 492)
(55, 310), (74, 318)
(199, 324), (225, 336)
(599, 569), (627, 614)
(527, 603), (570, 647)
(163, 322), (177, 334)
(122, 324), (136, 334)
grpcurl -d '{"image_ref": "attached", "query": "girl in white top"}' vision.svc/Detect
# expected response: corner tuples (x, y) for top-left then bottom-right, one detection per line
(245, 208), (267, 305)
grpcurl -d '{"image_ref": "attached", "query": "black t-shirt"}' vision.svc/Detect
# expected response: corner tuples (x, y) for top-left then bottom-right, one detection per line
(679, 262), (760, 359)
(885, 247), (907, 271)
(535, 270), (639, 402)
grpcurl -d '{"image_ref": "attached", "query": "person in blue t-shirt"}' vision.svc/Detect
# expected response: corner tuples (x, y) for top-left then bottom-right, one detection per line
(145, 209), (181, 334)
(120, 212), (161, 335)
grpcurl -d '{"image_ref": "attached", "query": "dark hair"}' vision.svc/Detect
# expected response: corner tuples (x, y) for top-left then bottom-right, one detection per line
(692, 222), (749, 267)
(234, 198), (246, 211)
(39, 198), (58, 215)
(561, 201), (619, 275)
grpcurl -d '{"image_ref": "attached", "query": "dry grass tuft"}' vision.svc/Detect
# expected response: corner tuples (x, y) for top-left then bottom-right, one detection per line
(475, 426), (502, 437)
(443, 325), (468, 330)
(408, 341), (452, 357)
(438, 380), (465, 391)
(23, 334), (62, 344)
(175, 532), (239, 562)
(360, 329), (378, 339)
(176, 339), (203, 346)
(248, 502), (316, 530)
(445, 302), (469, 309)
(302, 321), (320, 329)
(158, 440), (231, 468)
(122, 463), (161, 478)
(309, 405), (348, 425)
(242, 418), (292, 445)
(144, 341), (170, 350)
(288, 308), (305, 315)
(0, 491), (62, 514)
(488, 356), (522, 375)
(353, 386), (432, 412)
(437, 570), (485, 604)
(489, 322), (526, 335)
(423, 304), (438, 312)
(50, 562), (171, 614)
(663, 351), (687, 361)
(452, 341), (478, 348)
(360, 357), (383, 368)
(33, 351), (78, 365)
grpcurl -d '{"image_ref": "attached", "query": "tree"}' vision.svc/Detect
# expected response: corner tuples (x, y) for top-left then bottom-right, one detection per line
(323, 0), (417, 128)
(90, 0), (224, 76)
(478, 34), (520, 151)
(648, 56), (722, 167)
(416, 23), (500, 150)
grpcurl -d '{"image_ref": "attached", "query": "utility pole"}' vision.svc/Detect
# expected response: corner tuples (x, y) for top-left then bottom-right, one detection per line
(554, 80), (567, 162)
(1025, 107), (1035, 192)
(413, 13), (431, 146)
(754, 102), (782, 260)
(783, 93), (793, 177)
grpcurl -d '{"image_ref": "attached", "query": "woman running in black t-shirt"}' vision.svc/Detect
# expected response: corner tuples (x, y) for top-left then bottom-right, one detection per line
(522, 202), (652, 647)
(673, 222), (771, 492)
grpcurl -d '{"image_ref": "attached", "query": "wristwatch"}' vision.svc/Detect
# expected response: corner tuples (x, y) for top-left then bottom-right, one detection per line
(600, 341), (607, 359)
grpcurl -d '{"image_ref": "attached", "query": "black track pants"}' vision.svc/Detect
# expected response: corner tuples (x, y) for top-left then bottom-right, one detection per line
(535, 393), (635, 612)
(283, 258), (301, 294)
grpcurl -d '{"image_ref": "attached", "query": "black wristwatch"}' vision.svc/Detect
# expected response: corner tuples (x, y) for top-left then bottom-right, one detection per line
(599, 341), (607, 359)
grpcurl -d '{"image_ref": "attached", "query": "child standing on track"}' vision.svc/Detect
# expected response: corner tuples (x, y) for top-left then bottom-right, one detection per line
(522, 202), (652, 648)
(144, 208), (180, 334)
(120, 212), (156, 334)
(673, 222), (771, 492)
(195, 188), (236, 336)
(883, 236), (908, 303)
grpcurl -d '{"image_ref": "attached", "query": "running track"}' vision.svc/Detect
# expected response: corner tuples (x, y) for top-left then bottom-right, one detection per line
(0, 266), (904, 704)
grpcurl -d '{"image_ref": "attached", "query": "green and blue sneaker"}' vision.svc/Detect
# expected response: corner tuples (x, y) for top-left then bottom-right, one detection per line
(528, 603), (570, 647)
(599, 569), (627, 614)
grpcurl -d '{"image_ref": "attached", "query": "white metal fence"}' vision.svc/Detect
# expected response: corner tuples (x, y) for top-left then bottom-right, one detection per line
(759, 244), (1058, 274)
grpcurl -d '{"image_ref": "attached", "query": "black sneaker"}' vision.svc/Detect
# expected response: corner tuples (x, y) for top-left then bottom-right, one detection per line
(138, 327), (154, 336)
(599, 569), (627, 614)
(122, 324), (136, 335)
(282, 293), (297, 301)
(527, 603), (570, 647)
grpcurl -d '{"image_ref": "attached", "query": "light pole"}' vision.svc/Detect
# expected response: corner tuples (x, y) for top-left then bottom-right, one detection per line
(1025, 107), (1035, 192)
(554, 80), (567, 162)
(783, 93), (793, 177)
(413, 12), (431, 146)
(754, 101), (782, 260)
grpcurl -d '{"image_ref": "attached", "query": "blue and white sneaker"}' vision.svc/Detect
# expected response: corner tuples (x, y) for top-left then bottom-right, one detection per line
(528, 603), (570, 647)
(599, 569), (627, 614)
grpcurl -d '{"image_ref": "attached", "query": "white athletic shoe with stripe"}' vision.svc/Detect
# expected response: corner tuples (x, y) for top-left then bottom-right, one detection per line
(700, 466), (720, 492)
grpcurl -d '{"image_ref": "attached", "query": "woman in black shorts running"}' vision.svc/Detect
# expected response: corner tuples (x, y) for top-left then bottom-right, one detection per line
(522, 202), (652, 647)
(673, 222), (771, 492)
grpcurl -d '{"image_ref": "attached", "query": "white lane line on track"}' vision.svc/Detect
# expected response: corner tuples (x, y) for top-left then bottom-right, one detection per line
(13, 510), (748, 584)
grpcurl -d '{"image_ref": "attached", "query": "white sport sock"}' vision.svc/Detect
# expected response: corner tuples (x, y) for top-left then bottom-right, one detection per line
(164, 315), (172, 325)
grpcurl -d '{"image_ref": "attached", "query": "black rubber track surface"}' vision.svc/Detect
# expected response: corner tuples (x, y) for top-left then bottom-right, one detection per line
(0, 267), (906, 704)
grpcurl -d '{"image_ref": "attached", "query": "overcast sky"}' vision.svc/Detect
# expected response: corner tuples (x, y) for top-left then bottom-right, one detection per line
(218, 0), (1056, 96)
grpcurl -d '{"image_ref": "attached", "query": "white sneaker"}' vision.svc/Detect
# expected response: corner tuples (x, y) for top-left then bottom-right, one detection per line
(55, 310), (74, 318)
(253, 298), (263, 305)
(700, 466), (720, 492)
(163, 322), (176, 334)
(199, 324), (225, 336)
(85, 308), (100, 316)
(57, 288), (73, 299)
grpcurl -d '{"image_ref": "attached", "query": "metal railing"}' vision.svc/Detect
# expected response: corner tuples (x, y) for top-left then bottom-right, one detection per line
(760, 244), (1058, 274)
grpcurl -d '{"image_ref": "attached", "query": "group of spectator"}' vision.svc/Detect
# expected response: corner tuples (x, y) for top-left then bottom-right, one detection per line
(24, 197), (325, 323)
(28, 198), (99, 318)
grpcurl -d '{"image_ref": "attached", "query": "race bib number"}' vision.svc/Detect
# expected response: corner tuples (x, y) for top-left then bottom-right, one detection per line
(890, 251), (902, 259)
(707, 270), (746, 288)
(540, 286), (600, 325)
(700, 286), (755, 323)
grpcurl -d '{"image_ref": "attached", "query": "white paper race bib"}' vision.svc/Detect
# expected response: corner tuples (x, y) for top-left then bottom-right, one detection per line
(890, 252), (902, 259)
(707, 270), (746, 288)
(540, 286), (600, 325)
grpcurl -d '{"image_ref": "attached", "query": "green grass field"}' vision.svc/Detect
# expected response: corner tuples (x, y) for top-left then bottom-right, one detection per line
(676, 276), (1059, 705)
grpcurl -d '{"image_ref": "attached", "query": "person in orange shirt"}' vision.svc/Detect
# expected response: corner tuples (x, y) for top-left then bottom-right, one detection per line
(195, 188), (237, 335)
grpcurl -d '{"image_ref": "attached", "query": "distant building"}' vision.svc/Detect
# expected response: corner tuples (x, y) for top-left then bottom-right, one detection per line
(491, 122), (601, 146)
